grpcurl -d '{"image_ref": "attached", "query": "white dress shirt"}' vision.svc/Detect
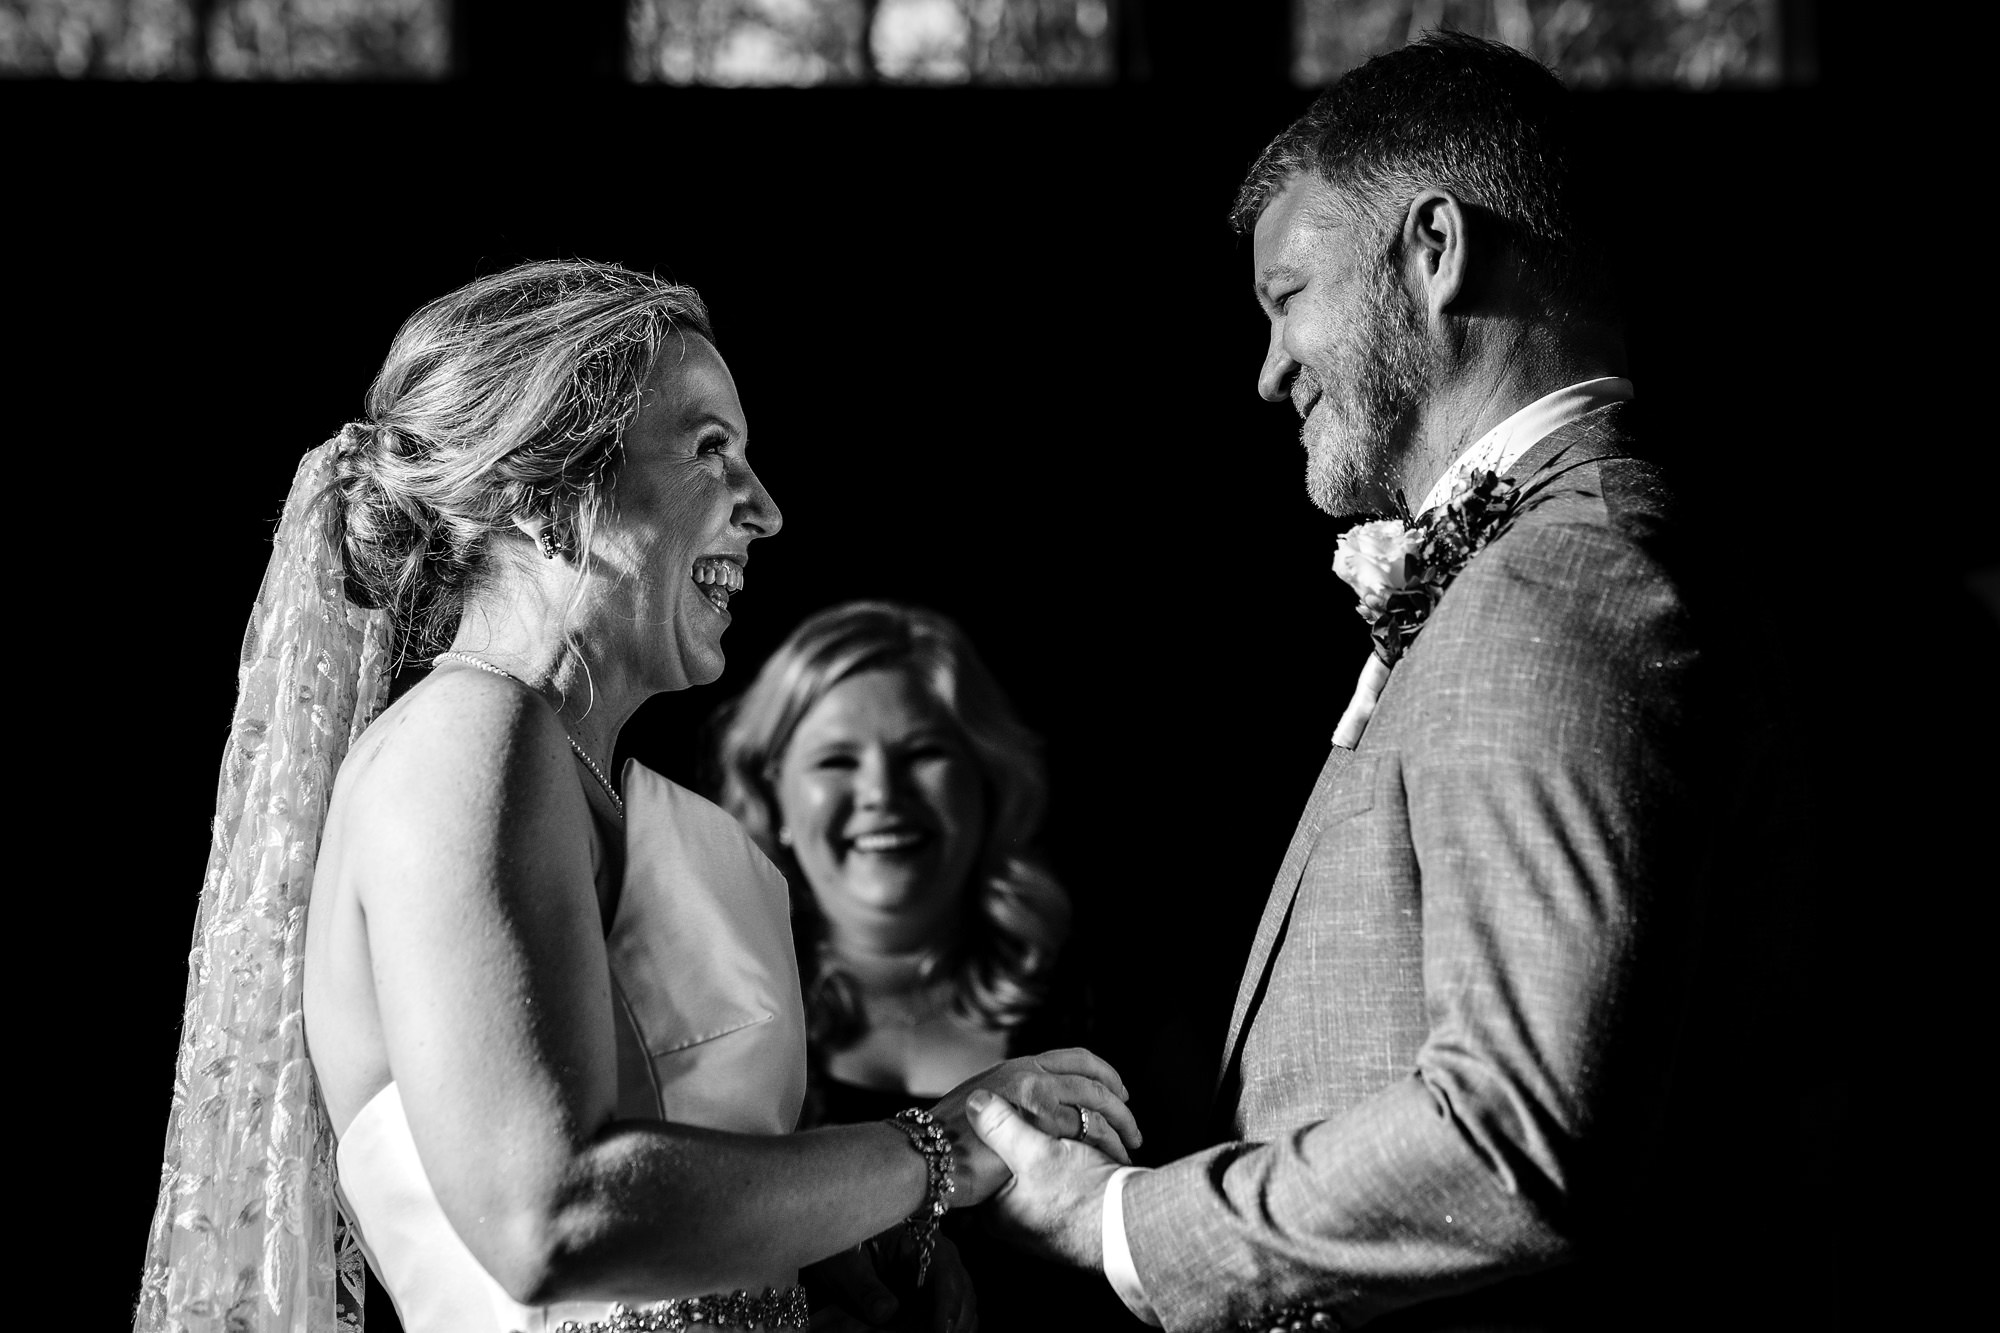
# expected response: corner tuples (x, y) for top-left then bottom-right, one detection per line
(1098, 376), (1635, 1323)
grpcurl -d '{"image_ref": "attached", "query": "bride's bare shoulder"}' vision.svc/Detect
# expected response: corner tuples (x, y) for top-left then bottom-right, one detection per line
(333, 669), (579, 844)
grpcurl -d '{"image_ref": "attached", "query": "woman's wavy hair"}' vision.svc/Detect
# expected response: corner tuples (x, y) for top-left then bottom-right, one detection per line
(329, 258), (713, 661)
(715, 601), (1071, 1050)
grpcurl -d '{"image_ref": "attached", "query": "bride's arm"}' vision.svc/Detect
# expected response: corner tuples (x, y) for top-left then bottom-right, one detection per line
(346, 681), (1131, 1306)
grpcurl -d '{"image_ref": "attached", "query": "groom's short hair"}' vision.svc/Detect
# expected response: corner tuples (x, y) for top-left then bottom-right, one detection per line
(1231, 31), (1616, 324)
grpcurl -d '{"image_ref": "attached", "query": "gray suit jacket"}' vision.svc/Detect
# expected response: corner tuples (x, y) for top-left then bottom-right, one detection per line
(1124, 405), (1709, 1331)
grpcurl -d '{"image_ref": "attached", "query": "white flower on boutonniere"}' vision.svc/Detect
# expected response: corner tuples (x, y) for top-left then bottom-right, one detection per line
(1332, 468), (1531, 667)
(1333, 519), (1423, 620)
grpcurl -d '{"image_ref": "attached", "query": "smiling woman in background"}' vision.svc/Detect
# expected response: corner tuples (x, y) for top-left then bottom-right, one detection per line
(717, 602), (1082, 1119)
(717, 602), (1131, 1329)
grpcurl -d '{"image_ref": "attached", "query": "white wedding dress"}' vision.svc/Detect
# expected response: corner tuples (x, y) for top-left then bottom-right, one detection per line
(334, 762), (808, 1333)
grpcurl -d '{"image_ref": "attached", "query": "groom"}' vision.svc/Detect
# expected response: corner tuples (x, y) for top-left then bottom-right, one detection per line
(970, 33), (1721, 1332)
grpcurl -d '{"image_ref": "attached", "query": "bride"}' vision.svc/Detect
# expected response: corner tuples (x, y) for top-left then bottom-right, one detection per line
(134, 260), (1138, 1332)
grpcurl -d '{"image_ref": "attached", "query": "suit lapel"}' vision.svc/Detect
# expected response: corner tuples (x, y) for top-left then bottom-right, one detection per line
(1216, 742), (1362, 1089)
(1499, 400), (1632, 498)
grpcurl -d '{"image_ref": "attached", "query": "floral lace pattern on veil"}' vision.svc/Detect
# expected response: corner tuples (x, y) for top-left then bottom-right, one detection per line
(136, 441), (392, 1331)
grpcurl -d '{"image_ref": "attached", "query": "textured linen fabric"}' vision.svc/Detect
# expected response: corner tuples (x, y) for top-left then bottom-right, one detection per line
(335, 762), (808, 1333)
(1122, 405), (1708, 1332)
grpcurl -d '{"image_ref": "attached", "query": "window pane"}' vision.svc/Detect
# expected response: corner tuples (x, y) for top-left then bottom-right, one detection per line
(209, 0), (449, 79)
(874, 0), (1114, 84)
(1, 0), (198, 78)
(628, 0), (1115, 85)
(0, 0), (449, 79)
(1294, 0), (1786, 89)
(628, 0), (870, 85)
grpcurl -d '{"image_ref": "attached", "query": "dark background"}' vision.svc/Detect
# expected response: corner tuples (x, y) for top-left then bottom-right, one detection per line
(13, 3), (1990, 1328)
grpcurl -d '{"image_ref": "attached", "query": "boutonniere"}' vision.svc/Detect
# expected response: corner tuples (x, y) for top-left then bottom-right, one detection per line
(1333, 469), (1524, 667)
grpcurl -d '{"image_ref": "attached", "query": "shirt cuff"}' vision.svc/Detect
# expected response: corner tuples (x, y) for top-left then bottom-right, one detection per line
(1101, 1165), (1163, 1326)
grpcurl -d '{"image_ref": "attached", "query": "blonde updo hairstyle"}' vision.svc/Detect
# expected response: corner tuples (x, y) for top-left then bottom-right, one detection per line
(716, 601), (1072, 1050)
(331, 259), (713, 659)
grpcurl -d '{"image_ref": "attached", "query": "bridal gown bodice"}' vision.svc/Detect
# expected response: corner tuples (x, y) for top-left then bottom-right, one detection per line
(335, 762), (808, 1333)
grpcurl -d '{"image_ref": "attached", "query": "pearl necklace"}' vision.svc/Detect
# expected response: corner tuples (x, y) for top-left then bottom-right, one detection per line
(431, 651), (625, 819)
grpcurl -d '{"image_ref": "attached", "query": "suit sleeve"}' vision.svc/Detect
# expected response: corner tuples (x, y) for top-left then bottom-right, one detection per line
(1123, 518), (1703, 1331)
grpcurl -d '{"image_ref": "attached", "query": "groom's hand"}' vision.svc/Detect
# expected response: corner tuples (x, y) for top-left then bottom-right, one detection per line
(966, 1089), (1120, 1271)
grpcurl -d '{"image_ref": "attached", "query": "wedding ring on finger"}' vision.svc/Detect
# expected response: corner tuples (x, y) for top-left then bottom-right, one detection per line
(1075, 1105), (1092, 1140)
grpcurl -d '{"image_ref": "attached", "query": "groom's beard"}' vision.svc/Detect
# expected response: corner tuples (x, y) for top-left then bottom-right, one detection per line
(1299, 262), (1438, 518)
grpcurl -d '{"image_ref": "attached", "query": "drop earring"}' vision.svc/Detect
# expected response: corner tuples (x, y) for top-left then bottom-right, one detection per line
(539, 527), (575, 560)
(777, 826), (794, 847)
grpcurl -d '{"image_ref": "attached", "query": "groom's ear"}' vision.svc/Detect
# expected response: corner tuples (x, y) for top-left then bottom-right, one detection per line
(1402, 189), (1470, 321)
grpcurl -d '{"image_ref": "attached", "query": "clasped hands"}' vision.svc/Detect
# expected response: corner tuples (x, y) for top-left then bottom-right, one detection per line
(930, 1046), (1141, 1223)
(810, 1048), (1138, 1331)
(962, 1081), (1125, 1271)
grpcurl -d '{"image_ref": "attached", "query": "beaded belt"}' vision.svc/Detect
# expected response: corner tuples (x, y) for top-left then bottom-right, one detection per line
(546, 1285), (810, 1332)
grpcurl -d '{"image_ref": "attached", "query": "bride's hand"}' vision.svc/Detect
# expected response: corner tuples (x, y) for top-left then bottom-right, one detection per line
(927, 1047), (1139, 1207)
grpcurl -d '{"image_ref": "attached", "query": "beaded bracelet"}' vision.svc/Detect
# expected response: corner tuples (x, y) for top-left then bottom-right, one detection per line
(885, 1107), (956, 1285)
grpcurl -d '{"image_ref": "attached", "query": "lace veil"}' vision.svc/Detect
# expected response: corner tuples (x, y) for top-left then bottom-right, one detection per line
(135, 439), (393, 1331)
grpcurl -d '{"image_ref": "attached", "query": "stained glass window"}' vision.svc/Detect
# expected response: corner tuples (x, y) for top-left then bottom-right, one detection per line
(0, 0), (448, 78)
(1294, 0), (1785, 89)
(3, 2), (1794, 87)
(627, 0), (1115, 85)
